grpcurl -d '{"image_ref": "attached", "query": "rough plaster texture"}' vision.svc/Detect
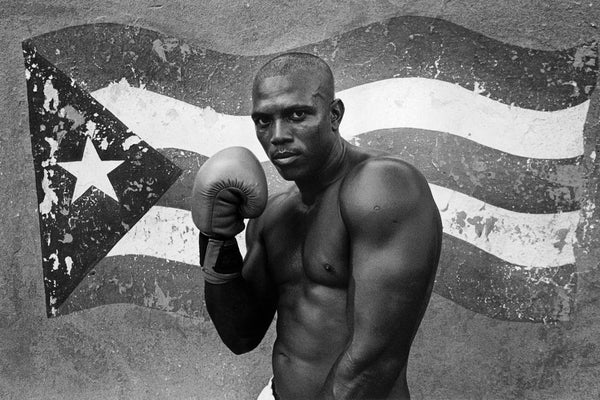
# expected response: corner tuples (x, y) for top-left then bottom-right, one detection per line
(1, 1), (600, 399)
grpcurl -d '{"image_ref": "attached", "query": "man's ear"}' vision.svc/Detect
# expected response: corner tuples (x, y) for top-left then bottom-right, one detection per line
(330, 98), (345, 131)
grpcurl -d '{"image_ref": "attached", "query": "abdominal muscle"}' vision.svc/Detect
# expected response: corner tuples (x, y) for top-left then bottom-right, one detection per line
(271, 282), (350, 400)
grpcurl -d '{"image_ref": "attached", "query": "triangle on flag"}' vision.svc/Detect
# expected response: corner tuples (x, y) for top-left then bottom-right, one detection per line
(23, 41), (182, 317)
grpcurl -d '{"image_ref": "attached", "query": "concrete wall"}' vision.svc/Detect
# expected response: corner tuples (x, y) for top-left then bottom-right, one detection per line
(2, 1), (600, 399)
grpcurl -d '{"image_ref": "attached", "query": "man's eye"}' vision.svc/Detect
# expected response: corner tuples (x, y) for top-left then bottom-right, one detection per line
(289, 111), (305, 121)
(254, 117), (271, 127)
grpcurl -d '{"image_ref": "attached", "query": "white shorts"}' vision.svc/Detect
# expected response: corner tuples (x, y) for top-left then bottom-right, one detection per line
(256, 377), (275, 400)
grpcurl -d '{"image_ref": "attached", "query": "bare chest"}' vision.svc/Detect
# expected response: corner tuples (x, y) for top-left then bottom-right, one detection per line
(263, 187), (350, 288)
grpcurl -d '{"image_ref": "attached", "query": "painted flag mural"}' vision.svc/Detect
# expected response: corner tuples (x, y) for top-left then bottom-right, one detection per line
(23, 16), (598, 322)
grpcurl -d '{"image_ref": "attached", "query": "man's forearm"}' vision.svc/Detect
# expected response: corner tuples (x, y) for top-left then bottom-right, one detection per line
(205, 277), (275, 354)
(201, 235), (275, 354)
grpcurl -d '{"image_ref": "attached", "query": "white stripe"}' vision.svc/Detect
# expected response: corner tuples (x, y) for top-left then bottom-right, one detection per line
(340, 78), (587, 159)
(107, 207), (246, 267)
(106, 184), (579, 269)
(91, 78), (587, 161)
(432, 185), (579, 268)
(92, 80), (264, 160)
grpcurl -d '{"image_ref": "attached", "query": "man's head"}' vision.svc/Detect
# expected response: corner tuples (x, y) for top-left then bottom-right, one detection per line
(251, 53), (344, 182)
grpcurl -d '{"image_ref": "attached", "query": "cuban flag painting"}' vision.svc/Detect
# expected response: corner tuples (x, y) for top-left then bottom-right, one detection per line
(23, 16), (598, 322)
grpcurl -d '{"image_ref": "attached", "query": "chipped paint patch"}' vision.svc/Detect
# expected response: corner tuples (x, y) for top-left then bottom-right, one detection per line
(581, 199), (597, 241)
(62, 104), (86, 129)
(466, 215), (498, 239)
(122, 135), (141, 151)
(43, 79), (59, 112)
(43, 136), (59, 167)
(143, 279), (178, 312)
(48, 251), (59, 271)
(553, 228), (570, 251)
(99, 137), (109, 150)
(84, 120), (97, 139)
(39, 169), (58, 216)
(180, 43), (192, 61)
(64, 256), (73, 276)
(572, 44), (597, 70)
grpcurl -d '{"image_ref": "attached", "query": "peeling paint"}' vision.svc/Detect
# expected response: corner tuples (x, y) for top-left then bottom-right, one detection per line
(48, 251), (59, 271)
(152, 38), (180, 63)
(122, 135), (141, 151)
(553, 228), (570, 251)
(39, 169), (58, 216)
(84, 119), (97, 139)
(43, 79), (59, 112)
(180, 43), (192, 61)
(572, 44), (597, 70)
(62, 104), (86, 129)
(466, 215), (498, 239)
(64, 256), (73, 276)
(453, 210), (467, 233)
(99, 137), (109, 150)
(59, 233), (73, 243)
(473, 81), (486, 94)
(43, 136), (59, 167)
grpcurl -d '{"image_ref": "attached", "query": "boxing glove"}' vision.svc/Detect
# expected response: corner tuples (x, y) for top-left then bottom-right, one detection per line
(191, 147), (268, 284)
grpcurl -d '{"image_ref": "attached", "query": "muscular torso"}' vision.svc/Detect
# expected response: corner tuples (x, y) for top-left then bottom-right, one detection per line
(257, 147), (412, 399)
(264, 180), (351, 399)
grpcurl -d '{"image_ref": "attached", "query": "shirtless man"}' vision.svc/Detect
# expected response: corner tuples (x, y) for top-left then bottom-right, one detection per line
(191, 53), (442, 399)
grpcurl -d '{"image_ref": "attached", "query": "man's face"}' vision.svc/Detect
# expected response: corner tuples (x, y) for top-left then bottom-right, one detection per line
(251, 71), (337, 182)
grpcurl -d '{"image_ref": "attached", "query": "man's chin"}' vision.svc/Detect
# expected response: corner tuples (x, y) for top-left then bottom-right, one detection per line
(274, 165), (303, 182)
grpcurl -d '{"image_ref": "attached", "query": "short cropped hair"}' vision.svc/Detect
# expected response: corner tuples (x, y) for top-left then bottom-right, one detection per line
(253, 52), (335, 100)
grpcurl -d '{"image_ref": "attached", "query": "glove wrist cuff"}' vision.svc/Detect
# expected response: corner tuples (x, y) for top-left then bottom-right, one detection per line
(199, 233), (243, 285)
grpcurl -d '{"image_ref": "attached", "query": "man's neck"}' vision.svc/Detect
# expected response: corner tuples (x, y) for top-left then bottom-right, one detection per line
(295, 138), (348, 205)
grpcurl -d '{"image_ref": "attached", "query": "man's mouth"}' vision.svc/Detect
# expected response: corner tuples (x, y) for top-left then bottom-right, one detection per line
(271, 150), (300, 166)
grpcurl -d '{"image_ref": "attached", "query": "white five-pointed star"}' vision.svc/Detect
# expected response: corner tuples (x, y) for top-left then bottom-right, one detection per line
(58, 137), (124, 202)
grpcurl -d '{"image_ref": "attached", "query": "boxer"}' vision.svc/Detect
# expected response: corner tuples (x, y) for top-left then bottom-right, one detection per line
(192, 53), (442, 399)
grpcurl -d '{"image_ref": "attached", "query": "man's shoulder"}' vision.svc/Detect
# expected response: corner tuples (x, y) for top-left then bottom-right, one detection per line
(251, 184), (300, 229)
(341, 155), (432, 213)
(339, 154), (441, 255)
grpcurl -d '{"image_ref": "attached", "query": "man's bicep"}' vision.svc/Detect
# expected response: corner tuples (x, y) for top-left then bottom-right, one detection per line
(350, 208), (439, 354)
(341, 159), (441, 364)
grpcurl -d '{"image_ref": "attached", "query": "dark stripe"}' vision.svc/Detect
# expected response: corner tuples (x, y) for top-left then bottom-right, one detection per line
(436, 235), (576, 322)
(56, 255), (207, 319)
(156, 148), (291, 210)
(56, 239), (575, 323)
(156, 143), (582, 214)
(357, 129), (583, 213)
(26, 18), (597, 113)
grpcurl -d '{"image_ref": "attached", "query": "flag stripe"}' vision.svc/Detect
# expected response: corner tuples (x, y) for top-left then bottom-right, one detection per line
(56, 255), (206, 319)
(353, 130), (583, 213)
(157, 139), (583, 215)
(30, 19), (597, 115)
(340, 79), (588, 159)
(432, 187), (578, 268)
(106, 205), (577, 269)
(65, 243), (574, 322)
(436, 235), (576, 322)
(91, 80), (589, 160)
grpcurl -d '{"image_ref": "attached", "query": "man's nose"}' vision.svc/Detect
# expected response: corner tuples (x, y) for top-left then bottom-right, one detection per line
(270, 120), (293, 145)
